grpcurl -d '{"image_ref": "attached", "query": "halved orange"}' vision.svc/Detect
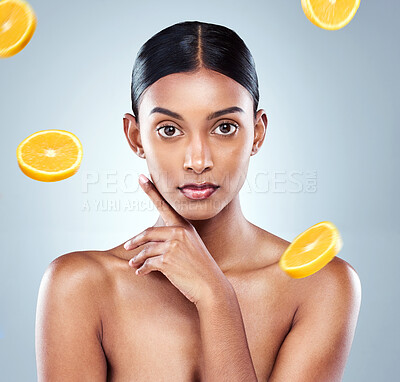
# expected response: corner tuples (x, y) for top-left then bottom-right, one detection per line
(301, 0), (360, 30)
(16, 130), (83, 182)
(279, 221), (343, 278)
(0, 0), (37, 58)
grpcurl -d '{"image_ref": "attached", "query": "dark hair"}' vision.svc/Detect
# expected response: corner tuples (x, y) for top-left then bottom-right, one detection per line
(131, 21), (259, 125)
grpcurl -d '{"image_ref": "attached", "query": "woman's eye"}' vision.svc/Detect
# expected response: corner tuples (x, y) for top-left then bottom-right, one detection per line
(157, 125), (182, 138)
(214, 122), (239, 136)
(156, 122), (238, 138)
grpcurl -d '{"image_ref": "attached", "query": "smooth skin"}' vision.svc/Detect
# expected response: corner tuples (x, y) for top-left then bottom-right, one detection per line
(35, 67), (362, 381)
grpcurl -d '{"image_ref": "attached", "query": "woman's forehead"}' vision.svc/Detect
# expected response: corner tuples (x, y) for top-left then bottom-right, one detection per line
(139, 71), (253, 119)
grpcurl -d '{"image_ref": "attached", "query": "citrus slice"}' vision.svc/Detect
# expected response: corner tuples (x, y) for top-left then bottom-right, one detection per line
(279, 221), (343, 278)
(0, 0), (37, 58)
(301, 0), (360, 30)
(16, 130), (83, 182)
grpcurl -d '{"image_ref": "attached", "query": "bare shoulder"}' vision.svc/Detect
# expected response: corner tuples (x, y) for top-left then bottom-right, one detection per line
(303, 256), (361, 296)
(38, 249), (120, 326)
(256, 225), (361, 294)
(293, 256), (362, 323)
(44, 250), (112, 291)
(38, 250), (114, 328)
(40, 247), (134, 309)
(266, 256), (362, 381)
(256, 226), (361, 315)
(36, 250), (114, 380)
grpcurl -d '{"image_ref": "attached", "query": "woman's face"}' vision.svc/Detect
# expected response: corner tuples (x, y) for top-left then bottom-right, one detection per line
(124, 67), (267, 220)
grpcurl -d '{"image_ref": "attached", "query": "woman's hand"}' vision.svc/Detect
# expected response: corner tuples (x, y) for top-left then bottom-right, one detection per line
(124, 174), (231, 306)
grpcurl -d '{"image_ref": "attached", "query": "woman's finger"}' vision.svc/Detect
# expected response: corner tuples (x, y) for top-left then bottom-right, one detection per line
(124, 225), (186, 250)
(128, 241), (169, 267)
(138, 174), (187, 227)
(134, 254), (165, 276)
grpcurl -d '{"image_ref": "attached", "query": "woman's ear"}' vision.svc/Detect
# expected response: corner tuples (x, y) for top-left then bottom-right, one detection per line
(251, 109), (268, 156)
(123, 113), (146, 158)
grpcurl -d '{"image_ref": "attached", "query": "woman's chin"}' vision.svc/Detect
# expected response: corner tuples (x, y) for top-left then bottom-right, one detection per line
(174, 205), (222, 221)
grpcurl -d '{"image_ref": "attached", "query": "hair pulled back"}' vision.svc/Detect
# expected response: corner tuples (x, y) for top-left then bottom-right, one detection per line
(131, 21), (259, 124)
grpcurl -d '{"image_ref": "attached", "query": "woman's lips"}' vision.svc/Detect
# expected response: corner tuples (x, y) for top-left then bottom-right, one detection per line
(179, 186), (219, 200)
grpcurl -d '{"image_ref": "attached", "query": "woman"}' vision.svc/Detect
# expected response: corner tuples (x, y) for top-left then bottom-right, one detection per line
(35, 21), (361, 381)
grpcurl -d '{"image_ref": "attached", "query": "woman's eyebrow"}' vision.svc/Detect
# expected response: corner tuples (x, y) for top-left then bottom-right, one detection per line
(148, 106), (244, 121)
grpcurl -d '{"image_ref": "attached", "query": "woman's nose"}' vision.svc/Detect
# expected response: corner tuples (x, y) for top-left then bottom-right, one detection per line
(183, 135), (213, 173)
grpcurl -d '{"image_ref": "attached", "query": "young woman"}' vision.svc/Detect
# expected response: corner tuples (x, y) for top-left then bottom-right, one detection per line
(35, 21), (361, 381)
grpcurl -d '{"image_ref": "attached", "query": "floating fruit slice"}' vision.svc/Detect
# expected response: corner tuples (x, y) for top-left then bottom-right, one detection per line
(16, 130), (83, 182)
(301, 0), (360, 30)
(0, 0), (37, 58)
(279, 221), (343, 278)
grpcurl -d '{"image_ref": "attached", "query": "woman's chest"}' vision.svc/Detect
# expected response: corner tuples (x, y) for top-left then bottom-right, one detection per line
(100, 269), (297, 381)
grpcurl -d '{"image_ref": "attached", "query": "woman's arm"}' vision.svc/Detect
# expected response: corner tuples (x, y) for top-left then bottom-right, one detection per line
(268, 258), (361, 382)
(35, 252), (107, 381)
(195, 282), (258, 381)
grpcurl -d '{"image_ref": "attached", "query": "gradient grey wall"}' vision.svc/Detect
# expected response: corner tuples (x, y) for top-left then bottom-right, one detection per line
(1, 0), (399, 380)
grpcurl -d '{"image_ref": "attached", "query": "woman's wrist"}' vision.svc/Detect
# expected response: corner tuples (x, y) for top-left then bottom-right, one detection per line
(195, 276), (236, 312)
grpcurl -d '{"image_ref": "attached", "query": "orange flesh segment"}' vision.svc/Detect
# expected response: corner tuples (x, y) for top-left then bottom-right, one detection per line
(19, 132), (80, 172)
(308, 0), (357, 25)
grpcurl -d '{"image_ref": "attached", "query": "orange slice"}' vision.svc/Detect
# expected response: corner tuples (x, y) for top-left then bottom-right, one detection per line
(279, 221), (343, 278)
(0, 0), (37, 58)
(16, 130), (83, 182)
(301, 0), (360, 30)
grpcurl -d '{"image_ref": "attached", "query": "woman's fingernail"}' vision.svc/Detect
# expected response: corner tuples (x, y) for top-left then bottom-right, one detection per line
(124, 241), (130, 250)
(139, 174), (148, 184)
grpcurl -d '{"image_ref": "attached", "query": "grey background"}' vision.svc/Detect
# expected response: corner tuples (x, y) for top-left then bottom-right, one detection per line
(1, 0), (399, 380)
